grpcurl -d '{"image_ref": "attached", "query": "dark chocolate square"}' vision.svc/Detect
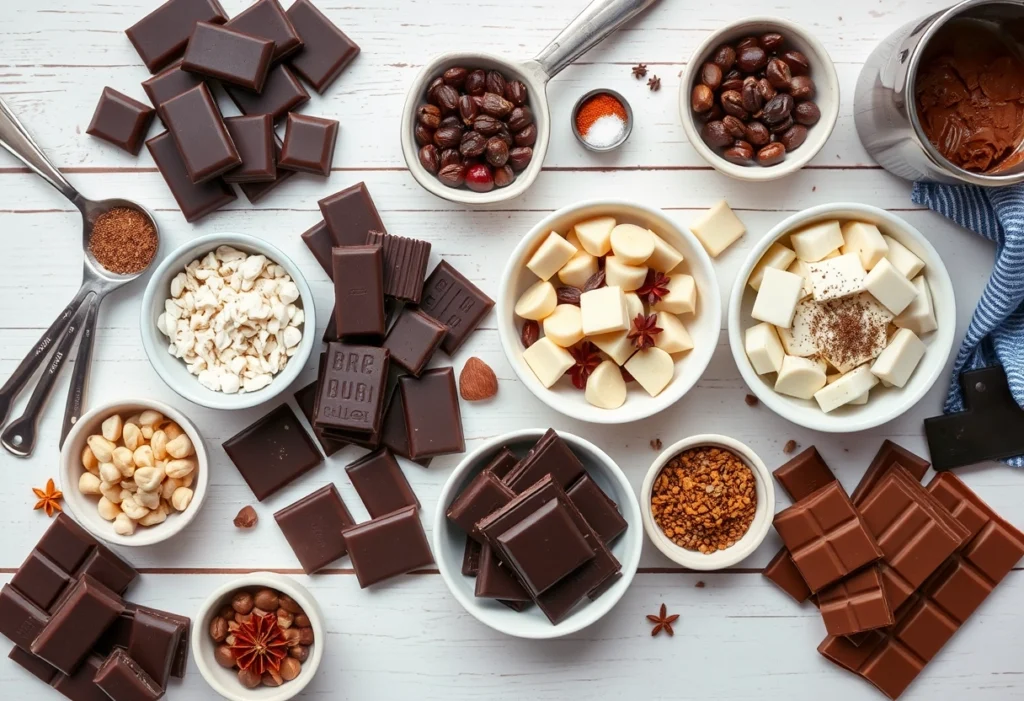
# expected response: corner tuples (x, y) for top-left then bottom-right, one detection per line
(73, 546), (138, 596)
(383, 308), (447, 376)
(446, 469), (515, 541)
(461, 539), (481, 577)
(345, 448), (420, 518)
(238, 136), (296, 204)
(227, 63), (310, 123)
(332, 245), (386, 338)
(224, 0), (303, 62)
(142, 60), (206, 111)
(398, 368), (464, 460)
(223, 403), (324, 501)
(86, 87), (155, 155)
(51, 654), (108, 701)
(475, 543), (530, 602)
(315, 343), (389, 434)
(125, 0), (229, 73)
(566, 474), (628, 544)
(181, 21), (275, 92)
(274, 484), (355, 573)
(419, 260), (494, 355)
(366, 231), (432, 304)
(8, 645), (59, 684)
(300, 219), (337, 277)
(36, 514), (97, 573)
(11, 551), (71, 611)
(147, 130), (236, 222)
(223, 115), (276, 184)
(94, 649), (163, 701)
(0, 584), (50, 651)
(161, 83), (240, 184)
(286, 0), (360, 93)
(127, 609), (183, 688)
(379, 388), (431, 467)
(318, 182), (387, 247)
(278, 113), (338, 176)
(341, 505), (433, 588)
(31, 575), (125, 675)
(482, 447), (518, 480)
(504, 428), (585, 493)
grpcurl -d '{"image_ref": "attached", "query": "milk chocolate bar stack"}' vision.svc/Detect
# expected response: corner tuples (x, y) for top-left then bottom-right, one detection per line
(1, 514), (190, 701)
(763, 441), (1024, 699)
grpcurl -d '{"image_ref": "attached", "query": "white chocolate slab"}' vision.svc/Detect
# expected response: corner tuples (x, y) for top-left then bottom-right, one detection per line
(751, 267), (804, 328)
(871, 328), (926, 388)
(585, 359), (627, 409)
(774, 355), (827, 400)
(605, 256), (649, 291)
(778, 299), (819, 357)
(526, 232), (577, 281)
(590, 329), (636, 366)
(609, 223), (655, 265)
(808, 253), (866, 301)
(826, 372), (869, 404)
(625, 347), (674, 397)
(749, 242), (797, 291)
(864, 257), (918, 315)
(514, 280), (557, 320)
(690, 200), (745, 258)
(882, 235), (926, 279)
(557, 248), (598, 288)
(840, 221), (888, 270)
(522, 337), (574, 388)
(542, 304), (584, 347)
(787, 258), (813, 299)
(814, 365), (879, 413)
(894, 276), (938, 336)
(745, 322), (784, 375)
(654, 312), (693, 354)
(580, 285), (629, 335)
(790, 220), (843, 262)
(573, 216), (616, 257)
(646, 233), (685, 273)
(651, 274), (697, 315)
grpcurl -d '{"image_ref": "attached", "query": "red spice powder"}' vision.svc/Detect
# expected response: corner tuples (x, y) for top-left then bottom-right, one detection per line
(575, 93), (628, 135)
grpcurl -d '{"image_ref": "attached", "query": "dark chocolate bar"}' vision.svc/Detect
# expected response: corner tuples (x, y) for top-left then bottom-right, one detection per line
(504, 428), (585, 494)
(314, 343), (389, 434)
(318, 182), (387, 247)
(332, 245), (386, 338)
(160, 83), (240, 183)
(300, 220), (339, 277)
(238, 136), (296, 204)
(86, 88), (155, 156)
(346, 448), (420, 518)
(222, 115), (276, 184)
(181, 21), (274, 91)
(31, 575), (125, 675)
(566, 474), (628, 544)
(142, 60), (206, 112)
(93, 649), (163, 701)
(382, 308), (447, 377)
(446, 469), (515, 541)
(125, 0), (228, 73)
(226, 63), (310, 123)
(419, 260), (494, 356)
(147, 130), (236, 222)
(278, 113), (338, 176)
(274, 484), (355, 573)
(224, 0), (303, 62)
(366, 231), (431, 304)
(286, 0), (360, 93)
(341, 505), (434, 588)
(398, 368), (465, 460)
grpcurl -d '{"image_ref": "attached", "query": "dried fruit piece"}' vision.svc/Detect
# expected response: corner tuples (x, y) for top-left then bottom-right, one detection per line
(582, 270), (606, 292)
(521, 320), (540, 349)
(234, 505), (258, 529)
(556, 286), (582, 306)
(459, 357), (498, 401)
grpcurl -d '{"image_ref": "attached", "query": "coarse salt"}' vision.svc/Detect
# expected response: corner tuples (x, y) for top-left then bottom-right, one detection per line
(583, 114), (626, 148)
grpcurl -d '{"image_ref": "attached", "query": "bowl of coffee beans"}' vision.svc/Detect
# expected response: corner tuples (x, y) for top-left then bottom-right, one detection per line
(679, 17), (840, 181)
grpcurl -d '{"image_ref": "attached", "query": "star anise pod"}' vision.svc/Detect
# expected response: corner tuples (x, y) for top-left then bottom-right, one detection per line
(647, 75), (661, 91)
(637, 270), (671, 306)
(33, 478), (63, 517)
(631, 63), (648, 79)
(628, 313), (662, 350)
(647, 603), (679, 637)
(230, 612), (288, 675)
(567, 341), (602, 390)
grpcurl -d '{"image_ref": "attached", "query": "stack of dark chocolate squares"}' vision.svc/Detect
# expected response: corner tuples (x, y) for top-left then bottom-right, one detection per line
(2, 514), (190, 701)
(447, 430), (627, 625)
(763, 441), (1024, 700)
(87, 0), (359, 221)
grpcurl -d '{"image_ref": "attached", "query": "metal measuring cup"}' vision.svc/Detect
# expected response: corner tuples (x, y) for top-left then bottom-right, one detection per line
(0, 97), (160, 456)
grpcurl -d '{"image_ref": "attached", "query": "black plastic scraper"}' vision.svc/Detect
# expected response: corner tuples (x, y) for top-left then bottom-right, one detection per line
(925, 366), (1024, 471)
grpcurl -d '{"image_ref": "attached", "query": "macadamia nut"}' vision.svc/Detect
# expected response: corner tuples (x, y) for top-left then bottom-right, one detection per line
(113, 513), (136, 535)
(98, 497), (121, 521)
(165, 434), (193, 459)
(87, 435), (115, 463)
(171, 487), (194, 512)
(79, 472), (102, 495)
(101, 414), (123, 442)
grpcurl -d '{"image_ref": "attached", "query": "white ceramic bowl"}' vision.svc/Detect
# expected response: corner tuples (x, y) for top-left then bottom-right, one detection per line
(679, 17), (840, 182)
(59, 399), (209, 547)
(640, 434), (774, 570)
(433, 429), (642, 639)
(192, 573), (324, 701)
(140, 233), (316, 411)
(498, 200), (720, 424)
(728, 203), (956, 432)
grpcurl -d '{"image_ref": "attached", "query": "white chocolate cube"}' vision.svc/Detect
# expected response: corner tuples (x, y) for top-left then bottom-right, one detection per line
(778, 299), (819, 357)
(526, 232), (577, 281)
(605, 256), (648, 291)
(882, 235), (925, 279)
(652, 274), (697, 315)
(585, 360), (627, 409)
(557, 248), (598, 288)
(871, 328), (926, 388)
(790, 220), (843, 262)
(514, 280), (557, 320)
(690, 200), (745, 257)
(814, 365), (879, 413)
(591, 329), (636, 366)
(864, 257), (918, 315)
(751, 267), (804, 328)
(646, 233), (684, 272)
(841, 222), (889, 270)
(610, 223), (655, 265)
(625, 347), (674, 397)
(654, 312), (693, 354)
(808, 253), (866, 302)
(745, 322), (784, 375)
(749, 242), (797, 291)
(827, 373), (869, 404)
(566, 229), (582, 250)
(574, 216), (616, 257)
(522, 337), (575, 388)
(787, 258), (813, 299)
(894, 276), (937, 336)
(623, 292), (644, 322)
(774, 355), (827, 400)
(580, 285), (630, 335)
(542, 304), (584, 347)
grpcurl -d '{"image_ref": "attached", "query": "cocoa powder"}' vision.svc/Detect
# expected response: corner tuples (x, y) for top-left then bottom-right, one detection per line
(88, 207), (157, 274)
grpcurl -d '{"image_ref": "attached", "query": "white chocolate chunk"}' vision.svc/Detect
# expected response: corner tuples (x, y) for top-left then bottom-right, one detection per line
(894, 276), (938, 336)
(623, 292), (644, 322)
(882, 235), (926, 278)
(871, 328), (926, 388)
(522, 337), (575, 388)
(790, 220), (844, 262)
(526, 232), (577, 281)
(625, 347), (674, 397)
(814, 365), (879, 413)
(580, 286), (630, 335)
(604, 256), (648, 291)
(646, 233), (684, 272)
(652, 274), (697, 315)
(690, 200), (745, 257)
(654, 312), (693, 354)
(864, 257), (918, 315)
(774, 355), (828, 399)
(591, 330), (636, 366)
(574, 216), (616, 256)
(751, 268), (804, 328)
(585, 360), (628, 409)
(808, 253), (866, 302)
(610, 224), (655, 265)
(841, 221), (889, 270)
(787, 258), (813, 299)
(749, 243), (797, 291)
(778, 299), (819, 357)
(828, 372), (870, 405)
(557, 248), (598, 288)
(542, 305), (585, 347)
(514, 280), (557, 320)
(745, 322), (785, 375)
(566, 229), (582, 250)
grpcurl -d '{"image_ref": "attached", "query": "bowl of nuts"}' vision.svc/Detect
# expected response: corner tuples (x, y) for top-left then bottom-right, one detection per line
(640, 434), (774, 570)
(679, 17), (840, 181)
(192, 573), (324, 701)
(59, 399), (208, 547)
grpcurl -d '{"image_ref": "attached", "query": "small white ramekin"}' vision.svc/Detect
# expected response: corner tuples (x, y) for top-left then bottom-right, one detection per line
(640, 434), (774, 570)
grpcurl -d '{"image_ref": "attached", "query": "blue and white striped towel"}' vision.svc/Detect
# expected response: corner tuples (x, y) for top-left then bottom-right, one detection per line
(912, 181), (1024, 467)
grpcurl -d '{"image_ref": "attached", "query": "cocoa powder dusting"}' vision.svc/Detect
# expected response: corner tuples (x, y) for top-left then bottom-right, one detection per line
(89, 207), (157, 274)
(809, 295), (889, 371)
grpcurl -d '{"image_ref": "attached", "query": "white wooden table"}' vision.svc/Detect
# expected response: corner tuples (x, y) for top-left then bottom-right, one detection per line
(1, 1), (1021, 699)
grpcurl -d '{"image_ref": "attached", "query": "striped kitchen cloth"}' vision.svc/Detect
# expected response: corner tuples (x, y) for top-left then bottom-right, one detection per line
(912, 181), (1024, 466)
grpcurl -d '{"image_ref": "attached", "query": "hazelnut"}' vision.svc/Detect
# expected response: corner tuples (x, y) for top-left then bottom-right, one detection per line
(289, 645), (309, 663)
(231, 591), (254, 615)
(278, 594), (302, 615)
(254, 589), (279, 611)
(219, 605), (235, 620)
(214, 645), (236, 668)
(283, 628), (301, 647)
(262, 669), (283, 687)
(238, 668), (261, 689)
(277, 610), (295, 629)
(297, 627), (314, 646)
(209, 617), (228, 643)
(293, 614), (310, 628)
(280, 657), (302, 681)
(235, 612), (252, 626)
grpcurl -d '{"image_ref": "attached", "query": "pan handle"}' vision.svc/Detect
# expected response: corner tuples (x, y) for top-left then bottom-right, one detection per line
(532, 0), (659, 79)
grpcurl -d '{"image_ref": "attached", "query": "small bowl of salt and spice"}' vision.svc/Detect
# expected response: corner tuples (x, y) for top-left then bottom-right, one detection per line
(572, 89), (632, 152)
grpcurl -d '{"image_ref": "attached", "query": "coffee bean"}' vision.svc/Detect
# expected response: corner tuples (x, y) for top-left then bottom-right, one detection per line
(697, 104), (724, 123)
(514, 124), (537, 147)
(757, 77), (777, 102)
(443, 67), (468, 87)
(434, 85), (459, 114)
(769, 115), (795, 134)
(763, 93), (794, 124)
(507, 106), (533, 132)
(439, 115), (461, 129)
(721, 70), (744, 93)
(433, 125), (463, 149)
(485, 70), (506, 97)
(721, 90), (748, 119)
(692, 84), (715, 113)
(765, 58), (792, 89)
(458, 95), (478, 125)
(508, 146), (533, 171)
(737, 45), (768, 73)
(494, 164), (515, 187)
(745, 120), (771, 146)
(418, 144), (440, 173)
(701, 62), (723, 90)
(465, 70), (486, 96)
(416, 104), (441, 129)
(414, 123), (434, 147)
(712, 44), (737, 71)
(741, 77), (763, 113)
(757, 142), (786, 166)
(794, 101), (821, 126)
(480, 92), (513, 118)
(460, 130), (487, 158)
(781, 50), (811, 76)
(701, 120), (733, 149)
(780, 124), (809, 151)
(722, 115), (746, 138)
(760, 33), (785, 52)
(505, 80), (528, 106)
(789, 75), (816, 100)
(438, 164), (465, 187)
(723, 140), (755, 164)
(736, 36), (759, 50)
(472, 114), (503, 136)
(440, 148), (461, 169)
(485, 137), (509, 167)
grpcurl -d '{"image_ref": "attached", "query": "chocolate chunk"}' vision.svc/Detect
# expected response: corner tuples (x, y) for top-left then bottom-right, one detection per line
(851, 439), (930, 506)
(274, 484), (355, 573)
(72, 546), (137, 596)
(566, 474), (628, 544)
(36, 515), (98, 581)
(160, 83), (240, 183)
(294, 374), (346, 457)
(379, 387), (431, 467)
(181, 21), (274, 91)
(223, 115), (276, 184)
(481, 447), (518, 480)
(11, 551), (71, 611)
(382, 308), (447, 376)
(446, 469), (515, 541)
(224, 0), (303, 62)
(51, 654), (108, 701)
(125, 0), (228, 73)
(346, 448), (420, 518)
(399, 368), (465, 460)
(318, 182), (388, 247)
(366, 231), (432, 304)
(773, 446), (835, 501)
(461, 539), (481, 577)
(286, 0), (360, 93)
(503, 428), (585, 494)
(419, 260), (494, 355)
(31, 575), (125, 675)
(762, 548), (812, 603)
(300, 220), (338, 277)
(127, 610), (182, 687)
(94, 649), (163, 701)
(342, 505), (434, 588)
(816, 565), (892, 638)
(238, 136), (295, 204)
(315, 342), (389, 434)
(86, 88), (155, 155)
(475, 543), (530, 603)
(8, 645), (58, 684)
(0, 584), (50, 651)
(278, 113), (338, 175)
(141, 60), (205, 112)
(226, 63), (310, 123)
(332, 245), (386, 338)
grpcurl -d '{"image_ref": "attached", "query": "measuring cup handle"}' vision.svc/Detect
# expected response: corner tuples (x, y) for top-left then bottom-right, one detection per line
(0, 97), (82, 206)
(1, 296), (94, 457)
(59, 294), (101, 449)
(532, 0), (660, 80)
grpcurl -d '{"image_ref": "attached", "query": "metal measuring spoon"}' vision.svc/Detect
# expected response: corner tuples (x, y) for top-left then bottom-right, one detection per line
(0, 97), (160, 456)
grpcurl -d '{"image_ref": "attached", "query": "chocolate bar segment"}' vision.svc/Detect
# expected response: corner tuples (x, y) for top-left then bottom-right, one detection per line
(238, 136), (295, 204)
(181, 21), (274, 91)
(226, 63), (310, 123)
(817, 566), (893, 637)
(461, 539), (481, 577)
(773, 446), (835, 502)
(286, 0), (360, 93)
(93, 649), (163, 701)
(366, 231), (431, 304)
(86, 88), (155, 156)
(504, 428), (585, 494)
(11, 551), (72, 611)
(851, 439), (930, 506)
(0, 584), (50, 651)
(127, 610), (182, 688)
(342, 505), (434, 588)
(318, 182), (387, 247)
(332, 245), (386, 338)
(224, 0), (303, 62)
(379, 387), (430, 467)
(446, 469), (515, 541)
(315, 343), (389, 434)
(125, 0), (228, 73)
(482, 447), (518, 480)
(160, 84), (240, 183)
(141, 61), (205, 111)
(382, 308), (447, 376)
(566, 474), (628, 544)
(73, 546), (137, 596)
(51, 653), (108, 701)
(274, 484), (355, 573)
(346, 448), (420, 518)
(300, 220), (338, 277)
(37, 513), (99, 574)
(222, 115), (276, 184)
(8, 645), (59, 684)
(294, 376), (346, 457)
(31, 575), (124, 675)
(419, 260), (494, 355)
(399, 368), (465, 460)
(762, 548), (812, 603)
(475, 543), (531, 604)
(278, 113), (338, 176)
(149, 126), (235, 221)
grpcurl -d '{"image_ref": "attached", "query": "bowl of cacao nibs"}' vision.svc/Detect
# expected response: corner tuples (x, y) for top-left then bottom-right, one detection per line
(679, 17), (839, 181)
(193, 573), (324, 701)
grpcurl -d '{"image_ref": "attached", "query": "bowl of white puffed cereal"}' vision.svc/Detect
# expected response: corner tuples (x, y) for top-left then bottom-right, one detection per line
(60, 399), (209, 546)
(140, 232), (316, 411)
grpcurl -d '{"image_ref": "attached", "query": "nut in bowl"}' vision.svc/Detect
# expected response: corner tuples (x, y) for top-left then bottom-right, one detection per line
(641, 435), (774, 570)
(498, 201), (720, 424)
(729, 203), (956, 433)
(59, 399), (208, 547)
